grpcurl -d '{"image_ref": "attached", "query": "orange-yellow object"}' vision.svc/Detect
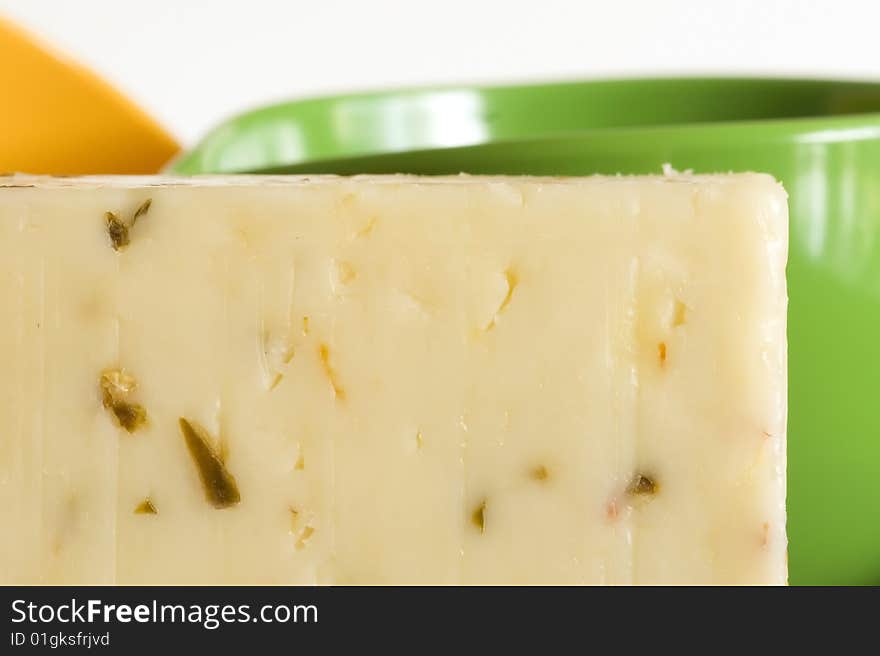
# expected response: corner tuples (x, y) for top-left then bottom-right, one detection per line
(0, 18), (179, 174)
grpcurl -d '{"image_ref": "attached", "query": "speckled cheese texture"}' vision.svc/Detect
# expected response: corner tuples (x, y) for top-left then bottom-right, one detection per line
(0, 174), (788, 584)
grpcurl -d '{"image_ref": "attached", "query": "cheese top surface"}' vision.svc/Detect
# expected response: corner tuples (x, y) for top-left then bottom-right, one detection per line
(0, 174), (788, 584)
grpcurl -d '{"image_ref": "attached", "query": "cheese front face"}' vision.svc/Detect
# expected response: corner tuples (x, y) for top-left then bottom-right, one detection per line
(0, 174), (788, 584)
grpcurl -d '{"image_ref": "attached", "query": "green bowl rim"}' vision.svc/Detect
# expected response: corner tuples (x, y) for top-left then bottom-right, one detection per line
(170, 76), (880, 174)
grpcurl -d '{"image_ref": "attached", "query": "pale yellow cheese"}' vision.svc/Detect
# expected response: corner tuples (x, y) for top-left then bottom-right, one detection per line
(0, 174), (788, 584)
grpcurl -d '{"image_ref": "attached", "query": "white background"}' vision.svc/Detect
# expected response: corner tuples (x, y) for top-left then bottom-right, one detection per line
(2, 0), (878, 144)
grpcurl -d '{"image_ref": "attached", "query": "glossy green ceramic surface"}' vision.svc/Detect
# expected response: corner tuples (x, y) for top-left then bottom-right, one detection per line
(170, 78), (880, 585)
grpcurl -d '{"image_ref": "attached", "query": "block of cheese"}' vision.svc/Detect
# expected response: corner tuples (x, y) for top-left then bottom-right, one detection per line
(0, 173), (788, 584)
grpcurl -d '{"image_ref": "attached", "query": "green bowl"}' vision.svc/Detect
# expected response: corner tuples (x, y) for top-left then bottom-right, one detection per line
(169, 78), (880, 585)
